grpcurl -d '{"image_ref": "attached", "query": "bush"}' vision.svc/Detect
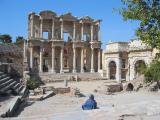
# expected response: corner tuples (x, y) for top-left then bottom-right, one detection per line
(27, 77), (40, 90)
(144, 59), (160, 87)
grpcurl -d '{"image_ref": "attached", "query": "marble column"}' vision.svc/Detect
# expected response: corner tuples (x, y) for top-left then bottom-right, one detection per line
(51, 46), (55, 73)
(23, 41), (26, 60)
(40, 18), (43, 38)
(90, 24), (93, 41)
(81, 48), (84, 73)
(52, 19), (55, 39)
(61, 20), (64, 40)
(72, 47), (76, 73)
(90, 48), (94, 73)
(81, 23), (84, 40)
(106, 63), (110, 79)
(98, 49), (101, 71)
(30, 46), (33, 69)
(60, 47), (64, 73)
(98, 24), (101, 41)
(30, 16), (34, 38)
(39, 47), (43, 72)
(116, 58), (121, 82)
(73, 22), (76, 40)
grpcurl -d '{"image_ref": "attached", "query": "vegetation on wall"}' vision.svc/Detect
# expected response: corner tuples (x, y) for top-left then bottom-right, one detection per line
(119, 0), (160, 49)
(144, 59), (160, 87)
(27, 77), (41, 90)
(119, 0), (160, 85)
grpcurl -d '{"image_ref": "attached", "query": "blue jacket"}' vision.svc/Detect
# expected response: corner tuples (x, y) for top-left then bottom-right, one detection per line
(82, 99), (97, 110)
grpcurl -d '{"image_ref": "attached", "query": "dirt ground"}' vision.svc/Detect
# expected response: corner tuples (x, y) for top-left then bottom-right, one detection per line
(3, 80), (160, 120)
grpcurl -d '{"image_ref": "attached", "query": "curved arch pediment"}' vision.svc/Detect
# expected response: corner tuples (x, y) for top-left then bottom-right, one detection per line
(39, 10), (57, 19)
(60, 12), (77, 21)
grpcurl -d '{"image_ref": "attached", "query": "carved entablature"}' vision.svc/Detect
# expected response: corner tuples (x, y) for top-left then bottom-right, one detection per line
(105, 42), (129, 53)
(90, 41), (101, 48)
(39, 10), (57, 19)
(72, 41), (84, 48)
(51, 40), (64, 47)
(80, 16), (94, 23)
(129, 39), (151, 51)
(60, 12), (77, 21)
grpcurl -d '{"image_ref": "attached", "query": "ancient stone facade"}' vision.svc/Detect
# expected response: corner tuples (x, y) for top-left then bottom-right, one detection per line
(26, 10), (102, 73)
(103, 39), (157, 82)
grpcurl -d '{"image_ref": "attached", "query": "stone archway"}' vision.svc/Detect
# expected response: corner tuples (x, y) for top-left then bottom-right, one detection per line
(109, 61), (116, 79)
(134, 60), (146, 78)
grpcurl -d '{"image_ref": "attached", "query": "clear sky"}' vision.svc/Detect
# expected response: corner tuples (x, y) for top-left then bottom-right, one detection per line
(0, 0), (139, 48)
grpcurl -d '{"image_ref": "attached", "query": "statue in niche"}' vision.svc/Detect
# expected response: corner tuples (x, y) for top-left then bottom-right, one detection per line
(55, 29), (61, 39)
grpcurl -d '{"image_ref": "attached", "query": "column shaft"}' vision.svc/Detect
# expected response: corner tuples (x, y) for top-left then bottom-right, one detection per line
(72, 47), (76, 73)
(73, 22), (76, 40)
(61, 20), (63, 39)
(98, 24), (101, 41)
(91, 24), (93, 41)
(98, 49), (101, 71)
(39, 47), (43, 72)
(60, 47), (64, 73)
(52, 46), (55, 73)
(81, 23), (84, 40)
(116, 59), (121, 82)
(90, 48), (94, 73)
(40, 18), (43, 38)
(52, 19), (55, 39)
(81, 48), (84, 73)
(30, 18), (34, 38)
(30, 47), (33, 68)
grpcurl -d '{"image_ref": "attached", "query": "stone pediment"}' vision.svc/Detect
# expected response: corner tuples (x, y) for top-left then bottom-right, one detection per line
(80, 16), (94, 23)
(39, 10), (57, 19)
(129, 39), (151, 51)
(60, 12), (77, 21)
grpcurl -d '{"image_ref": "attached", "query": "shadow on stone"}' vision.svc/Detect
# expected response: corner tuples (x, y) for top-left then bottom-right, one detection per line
(13, 101), (35, 117)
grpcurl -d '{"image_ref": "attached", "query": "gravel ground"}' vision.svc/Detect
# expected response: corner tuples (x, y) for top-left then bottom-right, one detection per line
(2, 81), (160, 120)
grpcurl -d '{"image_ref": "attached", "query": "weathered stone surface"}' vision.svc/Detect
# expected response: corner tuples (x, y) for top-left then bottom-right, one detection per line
(98, 83), (123, 94)
(70, 87), (82, 97)
(148, 82), (159, 92)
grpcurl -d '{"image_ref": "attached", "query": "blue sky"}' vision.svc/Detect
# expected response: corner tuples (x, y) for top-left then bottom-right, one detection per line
(0, 0), (139, 48)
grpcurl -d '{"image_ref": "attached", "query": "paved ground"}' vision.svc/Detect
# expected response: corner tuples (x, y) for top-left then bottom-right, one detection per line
(2, 81), (160, 120)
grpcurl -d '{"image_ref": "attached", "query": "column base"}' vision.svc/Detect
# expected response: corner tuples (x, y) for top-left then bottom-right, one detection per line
(81, 69), (84, 73)
(90, 69), (95, 73)
(51, 70), (56, 73)
(72, 69), (77, 73)
(60, 70), (64, 73)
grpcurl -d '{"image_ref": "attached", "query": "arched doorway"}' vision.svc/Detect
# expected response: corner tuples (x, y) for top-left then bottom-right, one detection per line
(134, 60), (146, 77)
(109, 61), (116, 79)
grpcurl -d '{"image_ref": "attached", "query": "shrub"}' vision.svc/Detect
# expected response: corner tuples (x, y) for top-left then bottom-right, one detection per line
(27, 77), (40, 90)
(144, 59), (160, 87)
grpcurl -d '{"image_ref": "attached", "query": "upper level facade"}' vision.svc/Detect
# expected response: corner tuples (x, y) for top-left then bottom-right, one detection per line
(28, 10), (101, 43)
(104, 39), (152, 54)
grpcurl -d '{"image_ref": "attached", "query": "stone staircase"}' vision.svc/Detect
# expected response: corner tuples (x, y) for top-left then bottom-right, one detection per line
(39, 72), (104, 83)
(0, 72), (24, 95)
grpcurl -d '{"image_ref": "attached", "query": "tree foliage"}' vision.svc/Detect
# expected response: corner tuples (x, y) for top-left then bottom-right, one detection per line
(15, 36), (25, 44)
(144, 59), (160, 87)
(119, 0), (160, 49)
(0, 34), (12, 43)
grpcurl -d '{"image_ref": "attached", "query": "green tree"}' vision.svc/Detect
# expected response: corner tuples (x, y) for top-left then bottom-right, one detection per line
(15, 36), (25, 44)
(144, 59), (160, 88)
(119, 0), (160, 49)
(0, 34), (12, 43)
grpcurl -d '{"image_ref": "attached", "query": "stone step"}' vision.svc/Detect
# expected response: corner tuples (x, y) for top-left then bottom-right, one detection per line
(13, 83), (21, 90)
(0, 76), (10, 84)
(0, 78), (13, 88)
(0, 74), (7, 79)
(0, 81), (17, 93)
(0, 72), (4, 75)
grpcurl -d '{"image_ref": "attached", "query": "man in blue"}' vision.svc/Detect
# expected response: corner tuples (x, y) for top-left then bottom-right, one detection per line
(82, 94), (97, 110)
